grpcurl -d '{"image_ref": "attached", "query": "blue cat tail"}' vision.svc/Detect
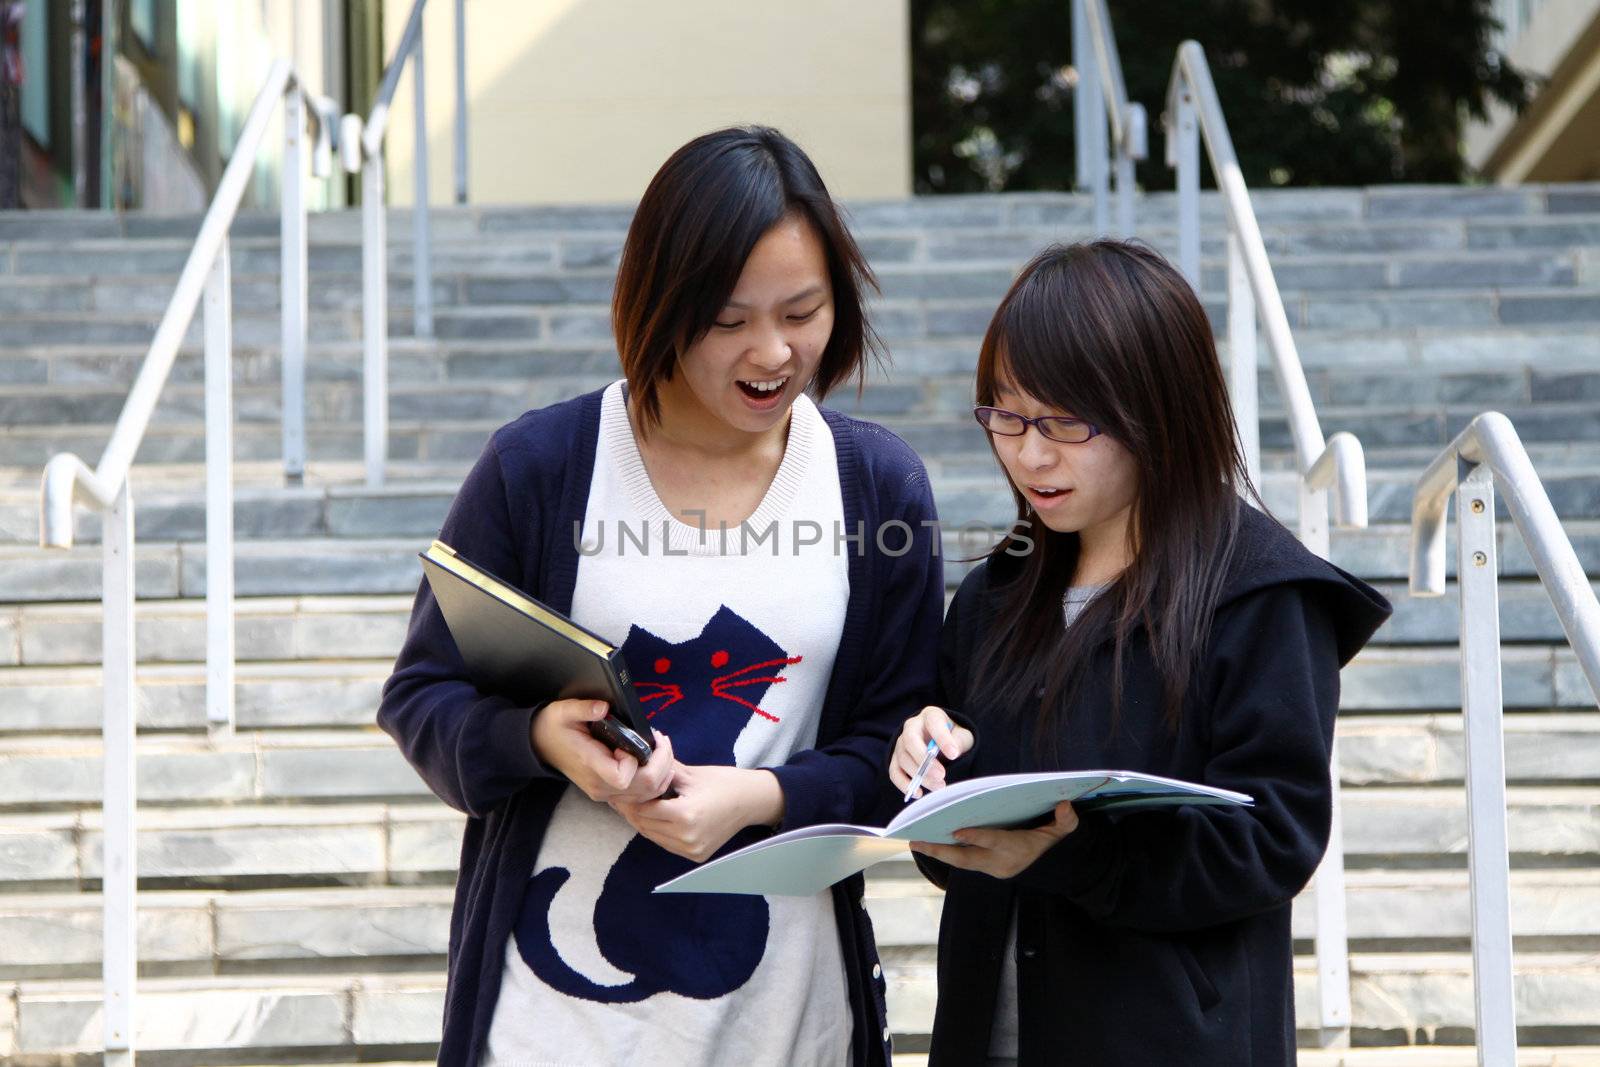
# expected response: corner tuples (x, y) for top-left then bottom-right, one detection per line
(514, 866), (658, 1004)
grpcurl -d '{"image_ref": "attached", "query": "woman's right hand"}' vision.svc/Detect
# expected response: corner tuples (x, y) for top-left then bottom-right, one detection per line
(889, 705), (975, 798)
(531, 698), (676, 803)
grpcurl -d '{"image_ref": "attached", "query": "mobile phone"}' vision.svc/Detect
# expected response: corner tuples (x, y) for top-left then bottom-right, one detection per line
(588, 714), (653, 764)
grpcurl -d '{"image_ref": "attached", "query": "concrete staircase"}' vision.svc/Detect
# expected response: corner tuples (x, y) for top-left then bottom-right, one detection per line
(2, 184), (1599, 1063)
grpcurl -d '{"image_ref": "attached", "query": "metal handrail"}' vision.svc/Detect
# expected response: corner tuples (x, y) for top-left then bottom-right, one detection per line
(35, 58), (335, 1067)
(342, 0), (469, 486)
(1163, 38), (1370, 1046)
(1409, 412), (1600, 1067)
(1073, 0), (1148, 235)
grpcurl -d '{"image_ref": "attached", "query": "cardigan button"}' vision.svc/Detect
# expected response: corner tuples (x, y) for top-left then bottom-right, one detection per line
(1022, 948), (1038, 959)
(883, 1026), (891, 1042)
(872, 964), (882, 980)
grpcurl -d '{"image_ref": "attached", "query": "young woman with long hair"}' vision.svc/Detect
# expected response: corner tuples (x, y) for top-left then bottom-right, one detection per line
(381, 126), (944, 1066)
(888, 240), (1391, 1066)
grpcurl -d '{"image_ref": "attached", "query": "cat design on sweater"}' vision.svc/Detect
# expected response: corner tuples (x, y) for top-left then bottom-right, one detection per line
(515, 605), (801, 1002)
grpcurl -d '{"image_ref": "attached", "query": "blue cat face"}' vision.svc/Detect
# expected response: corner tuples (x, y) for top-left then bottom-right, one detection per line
(515, 605), (799, 1005)
(620, 605), (801, 766)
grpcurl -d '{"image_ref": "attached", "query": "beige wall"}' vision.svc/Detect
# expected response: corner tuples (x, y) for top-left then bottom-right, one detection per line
(380, 0), (911, 206)
(1465, 0), (1600, 181)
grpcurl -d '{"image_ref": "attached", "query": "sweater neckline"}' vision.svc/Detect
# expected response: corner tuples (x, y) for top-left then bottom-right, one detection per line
(601, 379), (818, 556)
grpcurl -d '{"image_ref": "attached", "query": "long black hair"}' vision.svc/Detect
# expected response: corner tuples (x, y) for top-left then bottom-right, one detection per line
(971, 240), (1255, 737)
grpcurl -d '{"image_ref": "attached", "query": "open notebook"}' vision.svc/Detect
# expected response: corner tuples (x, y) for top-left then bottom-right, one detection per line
(655, 770), (1252, 897)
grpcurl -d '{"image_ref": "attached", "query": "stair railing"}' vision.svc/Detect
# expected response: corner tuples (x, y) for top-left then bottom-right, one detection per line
(1410, 411), (1600, 1067)
(1163, 39), (1371, 1048)
(36, 60), (336, 1066)
(1072, 0), (1147, 234)
(340, 0), (469, 488)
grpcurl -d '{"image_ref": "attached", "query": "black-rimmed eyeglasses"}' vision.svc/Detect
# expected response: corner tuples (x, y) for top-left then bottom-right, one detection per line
(973, 406), (1102, 444)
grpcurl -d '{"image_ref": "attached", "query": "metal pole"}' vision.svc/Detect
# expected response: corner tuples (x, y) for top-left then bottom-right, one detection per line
(363, 154), (389, 487)
(1227, 232), (1260, 491)
(1071, 0), (1090, 192)
(454, 0), (468, 204)
(412, 32), (434, 338)
(204, 242), (235, 734)
(1300, 474), (1351, 1045)
(1175, 85), (1201, 290)
(1457, 459), (1518, 1066)
(1113, 142), (1134, 237)
(101, 480), (137, 1067)
(1084, 44), (1109, 235)
(71, 0), (87, 207)
(1313, 746), (1353, 1046)
(280, 85), (308, 485)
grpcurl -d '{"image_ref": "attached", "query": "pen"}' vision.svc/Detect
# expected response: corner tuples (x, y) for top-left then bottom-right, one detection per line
(903, 738), (940, 803)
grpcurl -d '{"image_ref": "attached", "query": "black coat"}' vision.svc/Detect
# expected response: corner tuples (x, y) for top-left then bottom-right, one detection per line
(917, 503), (1391, 1066)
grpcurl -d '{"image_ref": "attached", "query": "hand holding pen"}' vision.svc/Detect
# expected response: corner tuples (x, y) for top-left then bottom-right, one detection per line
(889, 705), (975, 801)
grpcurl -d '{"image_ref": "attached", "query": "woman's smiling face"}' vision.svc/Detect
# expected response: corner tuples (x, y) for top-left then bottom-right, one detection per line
(665, 212), (835, 437)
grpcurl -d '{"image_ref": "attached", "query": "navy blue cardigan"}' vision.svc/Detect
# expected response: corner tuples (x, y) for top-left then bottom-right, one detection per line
(378, 386), (944, 1066)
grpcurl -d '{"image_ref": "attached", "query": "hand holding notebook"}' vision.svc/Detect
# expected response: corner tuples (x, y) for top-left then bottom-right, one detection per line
(654, 770), (1252, 896)
(419, 540), (657, 764)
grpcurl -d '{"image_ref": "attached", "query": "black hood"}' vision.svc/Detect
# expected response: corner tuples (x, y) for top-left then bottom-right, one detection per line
(983, 496), (1392, 667)
(1219, 500), (1392, 665)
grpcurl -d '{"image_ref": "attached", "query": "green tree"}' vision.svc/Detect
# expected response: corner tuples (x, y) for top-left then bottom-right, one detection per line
(911, 0), (1531, 193)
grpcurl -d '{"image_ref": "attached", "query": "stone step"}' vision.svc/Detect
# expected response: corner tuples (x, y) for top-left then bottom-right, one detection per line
(2, 362), (1596, 444)
(3, 202), (1596, 250)
(0, 596), (413, 667)
(5, 259), (1600, 326)
(2, 788), (1599, 893)
(3, 867), (1599, 983)
(1, 572), (1591, 671)
(3, 459), (1596, 549)
(1, 518), (1596, 606)
(218, 1051), (1600, 1067)
(3, 185), (1596, 247)
(0, 802), (461, 890)
(1295, 1052), (1600, 1067)
(3, 950), (1599, 1059)
(0, 714), (1594, 812)
(0, 633), (1593, 737)
(0, 660), (391, 733)
(2, 335), (1595, 398)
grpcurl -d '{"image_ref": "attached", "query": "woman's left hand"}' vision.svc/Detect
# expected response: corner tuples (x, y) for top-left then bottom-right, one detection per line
(611, 764), (785, 863)
(909, 801), (1079, 879)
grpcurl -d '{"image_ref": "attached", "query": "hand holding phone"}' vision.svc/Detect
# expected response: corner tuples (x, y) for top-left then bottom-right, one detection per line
(531, 698), (672, 803)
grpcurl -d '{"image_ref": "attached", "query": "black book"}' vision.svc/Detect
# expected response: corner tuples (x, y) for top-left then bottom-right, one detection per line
(419, 540), (655, 763)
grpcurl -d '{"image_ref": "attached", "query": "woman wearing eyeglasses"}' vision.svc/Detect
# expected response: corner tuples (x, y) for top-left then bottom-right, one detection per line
(887, 240), (1391, 1066)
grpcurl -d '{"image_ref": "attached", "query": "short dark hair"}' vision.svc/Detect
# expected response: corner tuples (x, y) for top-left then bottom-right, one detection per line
(612, 126), (881, 433)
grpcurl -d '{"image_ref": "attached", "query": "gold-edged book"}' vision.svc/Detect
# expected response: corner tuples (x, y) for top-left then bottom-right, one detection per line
(419, 540), (655, 762)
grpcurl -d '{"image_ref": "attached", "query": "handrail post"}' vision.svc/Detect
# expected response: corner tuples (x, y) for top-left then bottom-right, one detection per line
(1113, 104), (1144, 237)
(1313, 743), (1353, 1046)
(412, 30), (434, 338)
(281, 83), (308, 486)
(1072, 0), (1091, 193)
(363, 152), (390, 487)
(1297, 474), (1351, 1047)
(1456, 458), (1518, 1066)
(454, 0), (468, 204)
(101, 480), (136, 1067)
(1172, 80), (1200, 289)
(204, 242), (236, 734)
(1083, 43), (1109, 234)
(1226, 231), (1260, 490)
